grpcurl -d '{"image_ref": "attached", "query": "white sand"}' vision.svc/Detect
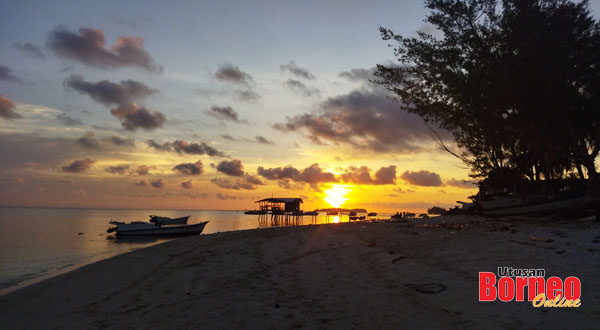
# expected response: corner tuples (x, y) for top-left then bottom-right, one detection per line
(1, 215), (598, 329)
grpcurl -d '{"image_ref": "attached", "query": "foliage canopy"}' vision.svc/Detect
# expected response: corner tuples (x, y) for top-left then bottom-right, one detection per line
(375, 0), (600, 188)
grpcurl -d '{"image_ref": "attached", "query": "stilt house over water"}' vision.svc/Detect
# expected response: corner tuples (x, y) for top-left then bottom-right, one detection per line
(255, 197), (303, 213)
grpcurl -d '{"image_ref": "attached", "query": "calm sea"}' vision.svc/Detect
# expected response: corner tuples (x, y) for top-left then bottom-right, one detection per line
(0, 207), (391, 295)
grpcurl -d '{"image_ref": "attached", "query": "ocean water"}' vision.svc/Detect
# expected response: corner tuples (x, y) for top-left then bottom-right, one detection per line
(0, 207), (391, 294)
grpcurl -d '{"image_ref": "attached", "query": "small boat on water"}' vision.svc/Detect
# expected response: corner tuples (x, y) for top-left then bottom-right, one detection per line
(367, 212), (377, 217)
(304, 211), (318, 216)
(149, 215), (190, 225)
(107, 221), (208, 237)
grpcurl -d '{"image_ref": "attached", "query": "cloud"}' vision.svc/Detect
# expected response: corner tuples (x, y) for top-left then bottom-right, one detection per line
(0, 96), (21, 119)
(105, 164), (130, 174)
(216, 192), (242, 200)
(255, 135), (275, 145)
(276, 178), (305, 190)
(180, 180), (193, 189)
(131, 165), (153, 176)
(12, 43), (46, 59)
(173, 160), (203, 175)
(0, 133), (89, 169)
(393, 187), (415, 194)
(47, 26), (162, 73)
(214, 63), (252, 86)
(8, 175), (24, 185)
(196, 88), (259, 102)
(206, 105), (248, 124)
(283, 79), (320, 97)
(110, 103), (167, 131)
(296, 164), (337, 184)
(445, 178), (477, 189)
(0, 66), (21, 83)
(340, 165), (396, 185)
(64, 74), (157, 106)
(220, 134), (274, 145)
(274, 83), (431, 153)
(234, 89), (260, 102)
(257, 165), (300, 180)
(105, 135), (134, 147)
(216, 159), (244, 176)
(221, 134), (236, 141)
(401, 170), (443, 187)
(213, 63), (260, 102)
(211, 174), (263, 190)
(151, 179), (165, 188)
(146, 139), (227, 157)
(76, 133), (101, 149)
(56, 113), (83, 126)
(171, 140), (225, 157)
(280, 60), (315, 80)
(338, 67), (376, 82)
(194, 89), (227, 98)
(257, 163), (337, 187)
(133, 179), (149, 187)
(61, 158), (96, 173)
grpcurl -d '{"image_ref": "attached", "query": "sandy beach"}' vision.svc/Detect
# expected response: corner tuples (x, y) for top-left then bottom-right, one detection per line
(1, 215), (598, 329)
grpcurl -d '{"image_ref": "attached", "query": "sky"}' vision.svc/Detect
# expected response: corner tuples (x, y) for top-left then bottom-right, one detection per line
(2, 0), (597, 212)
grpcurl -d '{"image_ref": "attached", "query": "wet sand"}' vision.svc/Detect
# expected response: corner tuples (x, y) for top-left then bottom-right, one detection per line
(1, 215), (598, 329)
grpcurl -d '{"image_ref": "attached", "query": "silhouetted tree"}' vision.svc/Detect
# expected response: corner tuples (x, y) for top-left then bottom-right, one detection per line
(376, 0), (600, 190)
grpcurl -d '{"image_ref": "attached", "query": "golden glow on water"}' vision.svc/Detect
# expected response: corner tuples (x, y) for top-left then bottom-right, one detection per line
(331, 215), (340, 223)
(324, 185), (351, 208)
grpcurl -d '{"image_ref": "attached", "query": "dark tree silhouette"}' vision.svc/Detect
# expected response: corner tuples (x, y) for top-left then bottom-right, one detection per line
(375, 0), (600, 190)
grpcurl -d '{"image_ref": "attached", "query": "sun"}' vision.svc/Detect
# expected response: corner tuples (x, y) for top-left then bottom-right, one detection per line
(324, 185), (351, 208)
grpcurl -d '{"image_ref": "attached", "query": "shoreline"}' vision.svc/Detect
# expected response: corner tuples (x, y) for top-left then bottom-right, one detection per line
(0, 215), (396, 296)
(1, 215), (598, 329)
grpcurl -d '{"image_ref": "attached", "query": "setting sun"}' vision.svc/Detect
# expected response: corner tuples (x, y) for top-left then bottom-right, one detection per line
(324, 185), (351, 208)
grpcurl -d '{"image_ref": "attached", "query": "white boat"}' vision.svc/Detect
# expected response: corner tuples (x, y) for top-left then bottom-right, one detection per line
(149, 215), (190, 225)
(107, 221), (208, 237)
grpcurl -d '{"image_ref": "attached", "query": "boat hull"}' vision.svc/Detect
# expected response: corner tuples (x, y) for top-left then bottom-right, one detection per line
(116, 221), (208, 237)
(480, 194), (593, 216)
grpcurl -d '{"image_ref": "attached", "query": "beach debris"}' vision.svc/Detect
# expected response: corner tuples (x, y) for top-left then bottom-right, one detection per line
(391, 256), (406, 263)
(367, 241), (376, 247)
(556, 250), (565, 254)
(407, 283), (447, 294)
(78, 232), (84, 235)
